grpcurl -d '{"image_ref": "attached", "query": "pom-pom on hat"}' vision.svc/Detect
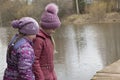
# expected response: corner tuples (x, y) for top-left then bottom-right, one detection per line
(12, 17), (39, 35)
(40, 3), (61, 29)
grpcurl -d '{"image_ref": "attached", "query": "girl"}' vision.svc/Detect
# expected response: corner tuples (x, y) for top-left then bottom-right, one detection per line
(3, 17), (39, 80)
(33, 3), (61, 80)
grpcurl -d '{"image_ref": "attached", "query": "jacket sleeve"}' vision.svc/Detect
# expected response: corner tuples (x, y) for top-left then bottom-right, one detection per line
(33, 37), (45, 80)
(17, 45), (35, 80)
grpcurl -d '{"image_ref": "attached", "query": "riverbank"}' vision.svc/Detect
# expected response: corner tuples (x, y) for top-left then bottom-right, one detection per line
(62, 12), (120, 25)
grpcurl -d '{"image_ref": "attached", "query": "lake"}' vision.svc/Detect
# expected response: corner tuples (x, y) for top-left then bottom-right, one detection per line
(0, 23), (120, 80)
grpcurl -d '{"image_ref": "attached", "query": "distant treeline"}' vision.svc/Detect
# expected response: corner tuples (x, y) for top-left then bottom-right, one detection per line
(0, 0), (120, 26)
(0, 0), (74, 26)
(74, 0), (120, 14)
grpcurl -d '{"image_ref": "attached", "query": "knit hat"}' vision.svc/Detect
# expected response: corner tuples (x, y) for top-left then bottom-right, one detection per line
(11, 17), (39, 35)
(40, 3), (61, 29)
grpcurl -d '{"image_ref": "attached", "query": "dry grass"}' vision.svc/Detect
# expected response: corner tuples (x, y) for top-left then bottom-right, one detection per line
(62, 12), (120, 25)
(62, 1), (120, 25)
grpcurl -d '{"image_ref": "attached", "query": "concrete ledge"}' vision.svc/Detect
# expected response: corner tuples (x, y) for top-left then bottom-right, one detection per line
(91, 59), (120, 80)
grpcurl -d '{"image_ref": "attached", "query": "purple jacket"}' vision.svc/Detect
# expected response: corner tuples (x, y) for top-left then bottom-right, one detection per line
(33, 29), (57, 80)
(3, 34), (35, 80)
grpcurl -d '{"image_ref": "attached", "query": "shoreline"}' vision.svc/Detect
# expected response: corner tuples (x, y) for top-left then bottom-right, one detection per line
(62, 12), (120, 25)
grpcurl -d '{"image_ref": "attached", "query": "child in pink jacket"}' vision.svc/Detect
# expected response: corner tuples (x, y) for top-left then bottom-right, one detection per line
(33, 3), (61, 80)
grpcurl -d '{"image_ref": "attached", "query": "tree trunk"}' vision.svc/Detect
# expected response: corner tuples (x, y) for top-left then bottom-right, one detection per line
(75, 0), (80, 14)
(118, 0), (120, 12)
(0, 13), (2, 27)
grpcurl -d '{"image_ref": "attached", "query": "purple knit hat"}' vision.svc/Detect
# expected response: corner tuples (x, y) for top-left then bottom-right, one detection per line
(40, 3), (61, 29)
(11, 17), (39, 35)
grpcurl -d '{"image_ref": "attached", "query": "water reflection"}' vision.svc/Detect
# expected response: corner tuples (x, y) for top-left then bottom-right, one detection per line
(91, 24), (119, 65)
(0, 27), (7, 80)
(0, 27), (16, 80)
(77, 25), (103, 80)
(54, 23), (120, 80)
(54, 25), (80, 80)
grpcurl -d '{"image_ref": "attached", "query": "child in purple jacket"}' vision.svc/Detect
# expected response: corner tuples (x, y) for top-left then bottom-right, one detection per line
(3, 17), (39, 80)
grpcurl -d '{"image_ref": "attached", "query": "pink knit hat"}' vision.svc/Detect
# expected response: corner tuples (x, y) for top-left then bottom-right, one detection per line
(40, 3), (61, 29)
(11, 17), (39, 35)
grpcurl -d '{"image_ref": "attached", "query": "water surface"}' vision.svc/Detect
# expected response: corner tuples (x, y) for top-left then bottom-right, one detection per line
(1, 23), (120, 80)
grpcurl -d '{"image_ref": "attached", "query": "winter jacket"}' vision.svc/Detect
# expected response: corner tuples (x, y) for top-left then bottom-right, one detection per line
(33, 29), (57, 80)
(3, 34), (35, 80)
